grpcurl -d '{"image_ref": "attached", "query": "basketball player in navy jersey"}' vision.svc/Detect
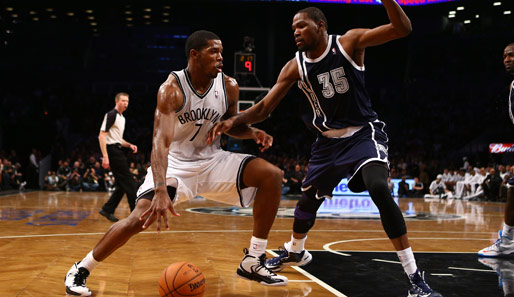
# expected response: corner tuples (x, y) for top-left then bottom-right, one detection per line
(478, 43), (514, 259)
(64, 30), (287, 296)
(209, 3), (441, 296)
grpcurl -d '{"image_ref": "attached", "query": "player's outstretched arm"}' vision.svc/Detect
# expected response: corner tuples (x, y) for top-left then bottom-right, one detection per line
(207, 58), (300, 144)
(140, 75), (182, 232)
(343, 0), (412, 51)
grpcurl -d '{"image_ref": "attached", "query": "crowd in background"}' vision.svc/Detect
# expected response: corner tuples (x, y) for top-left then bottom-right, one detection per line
(0, 143), (510, 204)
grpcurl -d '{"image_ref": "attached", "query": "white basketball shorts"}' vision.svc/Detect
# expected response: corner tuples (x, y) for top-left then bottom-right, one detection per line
(136, 150), (258, 208)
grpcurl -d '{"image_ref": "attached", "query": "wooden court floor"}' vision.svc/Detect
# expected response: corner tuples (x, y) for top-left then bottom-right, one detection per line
(0, 191), (506, 296)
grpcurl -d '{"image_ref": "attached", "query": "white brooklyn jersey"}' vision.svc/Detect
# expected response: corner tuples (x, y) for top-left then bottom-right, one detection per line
(170, 69), (228, 161)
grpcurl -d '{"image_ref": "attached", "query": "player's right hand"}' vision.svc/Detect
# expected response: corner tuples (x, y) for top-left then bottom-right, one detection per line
(207, 119), (234, 144)
(139, 190), (180, 233)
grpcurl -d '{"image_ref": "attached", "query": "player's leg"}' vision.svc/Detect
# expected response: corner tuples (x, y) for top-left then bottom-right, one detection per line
(65, 187), (176, 296)
(242, 157), (282, 240)
(479, 178), (514, 257)
(265, 185), (319, 272)
(361, 162), (441, 297)
(236, 157), (287, 286)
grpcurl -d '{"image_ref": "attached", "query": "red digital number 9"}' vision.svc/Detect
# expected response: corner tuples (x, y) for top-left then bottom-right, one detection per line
(244, 61), (252, 72)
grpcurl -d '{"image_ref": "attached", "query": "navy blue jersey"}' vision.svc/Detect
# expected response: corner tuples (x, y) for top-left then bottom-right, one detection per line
(296, 34), (377, 132)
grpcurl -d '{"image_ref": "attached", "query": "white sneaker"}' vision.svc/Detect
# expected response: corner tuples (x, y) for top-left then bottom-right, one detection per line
(65, 262), (91, 296)
(478, 231), (514, 257)
(236, 248), (288, 286)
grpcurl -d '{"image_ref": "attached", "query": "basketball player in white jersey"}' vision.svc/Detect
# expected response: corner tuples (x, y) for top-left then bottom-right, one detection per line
(64, 30), (287, 296)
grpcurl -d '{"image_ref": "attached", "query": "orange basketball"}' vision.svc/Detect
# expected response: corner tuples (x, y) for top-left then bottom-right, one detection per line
(158, 261), (206, 297)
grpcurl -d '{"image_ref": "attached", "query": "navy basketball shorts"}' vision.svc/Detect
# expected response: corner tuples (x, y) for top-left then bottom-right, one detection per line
(302, 120), (389, 197)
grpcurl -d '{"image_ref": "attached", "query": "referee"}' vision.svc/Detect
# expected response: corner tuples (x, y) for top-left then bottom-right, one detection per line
(98, 92), (137, 222)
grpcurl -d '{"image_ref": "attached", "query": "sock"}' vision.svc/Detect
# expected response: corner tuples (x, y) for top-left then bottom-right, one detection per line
(77, 250), (100, 272)
(503, 223), (514, 239)
(396, 247), (417, 276)
(248, 236), (267, 258)
(287, 234), (307, 253)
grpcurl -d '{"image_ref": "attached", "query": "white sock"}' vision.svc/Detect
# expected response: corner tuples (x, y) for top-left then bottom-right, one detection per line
(248, 236), (267, 258)
(287, 234), (307, 252)
(396, 247), (417, 275)
(503, 223), (514, 239)
(77, 250), (100, 272)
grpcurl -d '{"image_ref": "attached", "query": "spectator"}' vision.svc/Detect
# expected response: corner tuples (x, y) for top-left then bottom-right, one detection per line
(398, 176), (409, 198)
(411, 177), (424, 198)
(499, 164), (509, 180)
(57, 160), (72, 190)
(93, 161), (106, 191)
(425, 174), (452, 199)
(68, 169), (82, 192)
(482, 168), (502, 201)
(44, 171), (60, 191)
(82, 168), (100, 191)
(456, 169), (475, 199)
(286, 164), (304, 194)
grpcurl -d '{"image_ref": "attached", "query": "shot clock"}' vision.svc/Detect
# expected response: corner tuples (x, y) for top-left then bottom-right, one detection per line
(234, 53), (256, 74)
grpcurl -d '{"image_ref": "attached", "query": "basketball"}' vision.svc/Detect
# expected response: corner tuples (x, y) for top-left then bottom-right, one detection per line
(158, 261), (206, 297)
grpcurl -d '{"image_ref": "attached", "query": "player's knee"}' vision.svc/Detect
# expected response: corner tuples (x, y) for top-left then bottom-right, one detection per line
(267, 165), (283, 187)
(366, 178), (390, 198)
(244, 159), (281, 190)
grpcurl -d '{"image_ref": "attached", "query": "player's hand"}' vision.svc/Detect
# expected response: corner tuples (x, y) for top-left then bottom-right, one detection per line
(102, 156), (109, 169)
(252, 129), (273, 152)
(207, 119), (234, 144)
(139, 190), (180, 233)
(130, 144), (138, 154)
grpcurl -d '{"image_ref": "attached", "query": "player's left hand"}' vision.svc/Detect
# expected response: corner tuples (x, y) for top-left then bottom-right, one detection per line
(130, 144), (138, 154)
(252, 129), (273, 152)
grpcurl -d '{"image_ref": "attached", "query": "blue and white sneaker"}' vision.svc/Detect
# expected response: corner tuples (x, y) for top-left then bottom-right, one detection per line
(478, 231), (514, 257)
(237, 248), (288, 286)
(65, 262), (91, 296)
(407, 269), (442, 297)
(265, 243), (312, 273)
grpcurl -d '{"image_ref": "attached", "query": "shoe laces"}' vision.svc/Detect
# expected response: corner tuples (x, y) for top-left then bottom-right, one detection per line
(256, 254), (277, 276)
(494, 231), (513, 247)
(73, 267), (90, 287)
(267, 247), (289, 266)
